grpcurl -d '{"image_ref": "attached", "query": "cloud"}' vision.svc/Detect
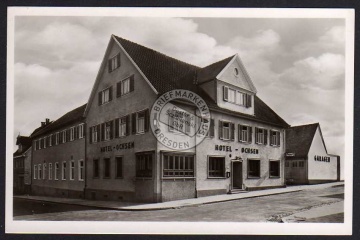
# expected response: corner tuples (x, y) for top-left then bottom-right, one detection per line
(278, 53), (345, 90)
(293, 25), (345, 57)
(13, 16), (346, 168)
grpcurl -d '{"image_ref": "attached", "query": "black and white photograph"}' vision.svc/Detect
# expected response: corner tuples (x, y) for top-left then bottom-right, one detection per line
(6, 7), (354, 235)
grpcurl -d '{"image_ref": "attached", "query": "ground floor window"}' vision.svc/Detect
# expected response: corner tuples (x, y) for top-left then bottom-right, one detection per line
(103, 158), (111, 178)
(163, 153), (194, 178)
(38, 164), (42, 179)
(248, 159), (260, 178)
(55, 162), (59, 180)
(49, 163), (52, 180)
(208, 156), (225, 178)
(136, 153), (152, 178)
(78, 160), (84, 181)
(62, 162), (66, 180)
(70, 161), (75, 180)
(93, 159), (99, 178)
(115, 156), (123, 178)
(33, 165), (37, 179)
(269, 160), (280, 178)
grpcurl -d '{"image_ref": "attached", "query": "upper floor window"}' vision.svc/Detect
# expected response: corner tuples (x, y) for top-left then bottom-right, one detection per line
(132, 110), (149, 134)
(255, 127), (268, 145)
(78, 124), (84, 139)
(116, 115), (129, 137)
(55, 132), (59, 145)
(270, 130), (280, 147)
(70, 127), (75, 141)
(34, 165), (37, 179)
(103, 121), (113, 141)
(218, 120), (235, 141)
(90, 125), (100, 143)
(98, 87), (113, 105)
(117, 76), (134, 97)
(223, 86), (252, 108)
(206, 119), (215, 138)
(62, 161), (67, 180)
(48, 135), (52, 147)
(239, 125), (252, 143)
(108, 53), (121, 72)
(55, 162), (59, 180)
(62, 130), (67, 143)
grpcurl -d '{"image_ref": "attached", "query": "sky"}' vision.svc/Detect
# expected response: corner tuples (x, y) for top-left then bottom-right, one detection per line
(13, 16), (346, 173)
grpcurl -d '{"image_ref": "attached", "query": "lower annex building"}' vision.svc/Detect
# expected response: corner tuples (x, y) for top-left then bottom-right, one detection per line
(27, 35), (338, 203)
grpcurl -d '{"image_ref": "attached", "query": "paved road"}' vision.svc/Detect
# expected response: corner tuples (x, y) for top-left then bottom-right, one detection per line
(14, 185), (344, 222)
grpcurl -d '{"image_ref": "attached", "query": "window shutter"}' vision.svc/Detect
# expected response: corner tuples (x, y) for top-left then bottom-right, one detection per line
(130, 75), (135, 92)
(249, 126), (253, 143)
(66, 129), (70, 142)
(218, 120), (223, 139)
(117, 53), (121, 68)
(101, 123), (105, 141)
(223, 86), (228, 101)
(277, 132), (280, 146)
(89, 127), (93, 143)
(264, 129), (268, 145)
(75, 126), (79, 140)
(109, 86), (113, 101)
(210, 119), (215, 137)
(117, 81), (121, 97)
(108, 59), (112, 72)
(255, 127), (258, 143)
(132, 113), (137, 134)
(238, 124), (241, 142)
(230, 123), (235, 141)
(98, 92), (102, 106)
(97, 125), (101, 142)
(144, 109), (149, 132)
(52, 134), (56, 143)
(126, 115), (130, 136)
(110, 121), (114, 139)
(269, 130), (273, 146)
(59, 132), (62, 143)
(246, 94), (252, 108)
(115, 118), (119, 138)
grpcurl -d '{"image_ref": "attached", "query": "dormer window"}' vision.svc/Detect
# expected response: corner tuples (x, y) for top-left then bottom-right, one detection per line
(108, 53), (121, 72)
(223, 86), (252, 108)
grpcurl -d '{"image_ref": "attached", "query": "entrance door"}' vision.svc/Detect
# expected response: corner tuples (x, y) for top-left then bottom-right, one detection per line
(232, 161), (243, 189)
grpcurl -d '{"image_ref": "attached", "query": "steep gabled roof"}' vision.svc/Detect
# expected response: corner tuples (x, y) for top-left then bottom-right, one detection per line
(286, 123), (319, 158)
(114, 36), (199, 94)
(31, 104), (87, 138)
(14, 135), (32, 157)
(197, 55), (234, 83)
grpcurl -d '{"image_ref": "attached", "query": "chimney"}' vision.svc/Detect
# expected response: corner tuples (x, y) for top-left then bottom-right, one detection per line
(46, 118), (50, 124)
(41, 122), (45, 127)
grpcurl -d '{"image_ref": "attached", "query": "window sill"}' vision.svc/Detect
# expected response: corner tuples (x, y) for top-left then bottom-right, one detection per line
(207, 177), (226, 179)
(135, 177), (153, 180)
(220, 139), (234, 142)
(269, 176), (280, 179)
(239, 141), (252, 144)
(247, 176), (260, 179)
(136, 132), (145, 135)
(117, 92), (131, 98)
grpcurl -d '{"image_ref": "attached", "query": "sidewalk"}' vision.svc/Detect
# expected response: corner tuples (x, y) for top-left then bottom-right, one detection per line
(14, 182), (344, 211)
(282, 201), (344, 223)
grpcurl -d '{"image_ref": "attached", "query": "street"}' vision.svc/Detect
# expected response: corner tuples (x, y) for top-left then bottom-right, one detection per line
(14, 185), (344, 222)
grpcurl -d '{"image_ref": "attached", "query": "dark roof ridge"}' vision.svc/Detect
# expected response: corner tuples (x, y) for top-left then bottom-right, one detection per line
(31, 103), (87, 138)
(201, 55), (235, 69)
(113, 35), (200, 70)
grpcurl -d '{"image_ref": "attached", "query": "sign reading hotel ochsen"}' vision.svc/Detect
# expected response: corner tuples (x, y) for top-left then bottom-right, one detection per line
(150, 89), (210, 150)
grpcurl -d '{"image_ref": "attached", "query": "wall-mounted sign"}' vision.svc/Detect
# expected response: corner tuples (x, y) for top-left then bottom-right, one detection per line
(241, 147), (258, 154)
(286, 153), (295, 157)
(215, 144), (232, 152)
(100, 142), (135, 153)
(314, 155), (330, 162)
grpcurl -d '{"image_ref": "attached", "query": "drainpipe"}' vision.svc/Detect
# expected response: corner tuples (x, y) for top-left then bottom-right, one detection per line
(83, 122), (87, 199)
